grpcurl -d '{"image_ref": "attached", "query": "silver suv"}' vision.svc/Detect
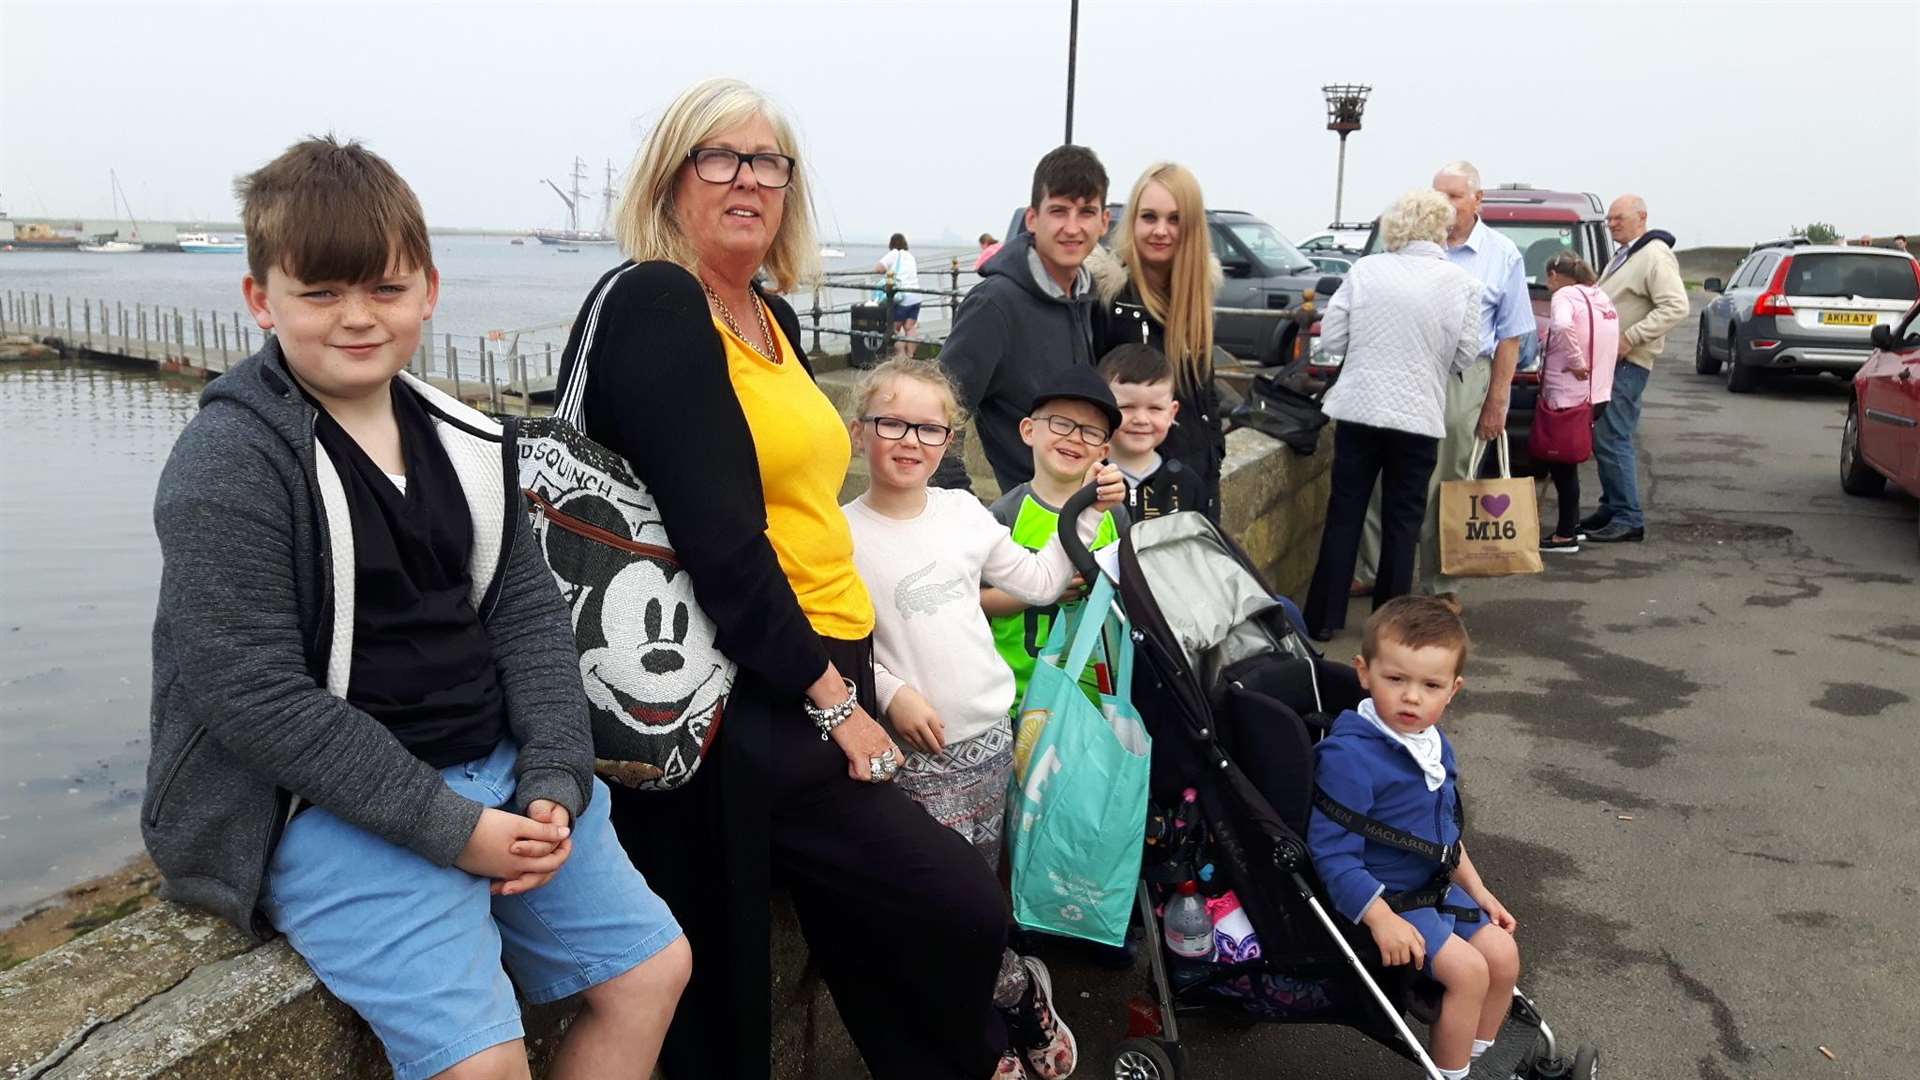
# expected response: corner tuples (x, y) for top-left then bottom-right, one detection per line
(1698, 241), (1920, 393)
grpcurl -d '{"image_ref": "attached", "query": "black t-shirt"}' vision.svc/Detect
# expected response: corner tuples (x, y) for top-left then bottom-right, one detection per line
(311, 382), (506, 768)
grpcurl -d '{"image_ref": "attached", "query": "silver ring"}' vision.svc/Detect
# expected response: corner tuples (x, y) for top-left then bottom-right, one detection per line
(869, 755), (885, 776)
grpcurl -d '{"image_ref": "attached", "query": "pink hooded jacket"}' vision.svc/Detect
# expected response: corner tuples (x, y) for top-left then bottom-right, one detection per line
(1542, 283), (1620, 409)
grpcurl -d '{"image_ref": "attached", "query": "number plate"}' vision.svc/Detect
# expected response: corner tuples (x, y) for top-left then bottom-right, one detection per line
(1820, 311), (1877, 326)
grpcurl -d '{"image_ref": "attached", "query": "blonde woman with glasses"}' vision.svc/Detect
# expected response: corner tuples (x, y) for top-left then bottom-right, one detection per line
(555, 78), (1013, 1080)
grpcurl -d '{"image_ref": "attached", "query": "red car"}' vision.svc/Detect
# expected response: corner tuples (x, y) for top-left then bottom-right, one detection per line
(1840, 296), (1920, 551)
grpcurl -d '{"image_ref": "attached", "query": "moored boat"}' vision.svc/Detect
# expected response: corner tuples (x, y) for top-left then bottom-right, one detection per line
(176, 231), (245, 254)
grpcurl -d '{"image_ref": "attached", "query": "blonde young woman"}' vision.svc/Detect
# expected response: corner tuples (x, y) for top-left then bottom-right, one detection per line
(1093, 162), (1225, 519)
(555, 78), (1014, 1080)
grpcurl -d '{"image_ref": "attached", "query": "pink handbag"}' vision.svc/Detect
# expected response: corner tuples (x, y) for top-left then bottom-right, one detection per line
(1529, 291), (1596, 465)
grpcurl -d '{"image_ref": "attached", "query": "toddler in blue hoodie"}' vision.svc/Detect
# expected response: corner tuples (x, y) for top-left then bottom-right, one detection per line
(1308, 596), (1519, 1080)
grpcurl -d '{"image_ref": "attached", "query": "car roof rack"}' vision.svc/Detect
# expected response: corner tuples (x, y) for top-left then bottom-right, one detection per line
(1748, 236), (1817, 253)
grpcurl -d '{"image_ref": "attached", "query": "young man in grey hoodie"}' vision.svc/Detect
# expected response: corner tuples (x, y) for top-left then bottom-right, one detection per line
(933, 145), (1110, 493)
(145, 136), (688, 1080)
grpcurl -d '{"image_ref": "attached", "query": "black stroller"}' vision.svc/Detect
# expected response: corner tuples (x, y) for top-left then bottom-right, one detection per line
(1054, 487), (1599, 1080)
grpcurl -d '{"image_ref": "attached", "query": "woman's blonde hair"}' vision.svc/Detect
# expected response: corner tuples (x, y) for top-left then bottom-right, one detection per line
(1380, 189), (1454, 252)
(615, 78), (820, 293)
(1112, 162), (1215, 391)
(849, 359), (969, 431)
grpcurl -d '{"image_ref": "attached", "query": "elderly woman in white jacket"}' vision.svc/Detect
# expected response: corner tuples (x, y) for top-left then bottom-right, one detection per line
(1304, 189), (1482, 640)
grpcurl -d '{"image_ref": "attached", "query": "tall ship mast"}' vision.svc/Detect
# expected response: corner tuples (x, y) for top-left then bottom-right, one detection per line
(533, 155), (617, 246)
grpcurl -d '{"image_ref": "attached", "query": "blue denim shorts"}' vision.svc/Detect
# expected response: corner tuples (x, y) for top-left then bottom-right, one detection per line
(263, 739), (682, 1080)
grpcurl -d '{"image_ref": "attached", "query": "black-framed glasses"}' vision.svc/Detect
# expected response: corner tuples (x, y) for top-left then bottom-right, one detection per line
(862, 415), (952, 447)
(686, 147), (795, 189)
(1035, 413), (1110, 446)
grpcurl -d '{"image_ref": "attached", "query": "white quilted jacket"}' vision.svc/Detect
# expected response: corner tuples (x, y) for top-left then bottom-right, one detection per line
(1319, 241), (1483, 439)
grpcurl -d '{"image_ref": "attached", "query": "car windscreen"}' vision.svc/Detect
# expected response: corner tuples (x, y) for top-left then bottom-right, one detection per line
(1781, 254), (1919, 301)
(1224, 221), (1314, 273)
(1489, 223), (1591, 284)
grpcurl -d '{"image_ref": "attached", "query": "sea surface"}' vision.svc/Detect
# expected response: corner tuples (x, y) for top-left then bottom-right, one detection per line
(0, 235), (977, 926)
(1, 235), (979, 375)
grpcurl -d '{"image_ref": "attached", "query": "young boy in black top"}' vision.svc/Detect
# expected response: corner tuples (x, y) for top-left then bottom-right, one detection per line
(145, 136), (688, 1080)
(1098, 343), (1197, 520)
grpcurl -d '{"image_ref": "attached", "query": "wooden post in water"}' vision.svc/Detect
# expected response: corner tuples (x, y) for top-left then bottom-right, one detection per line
(32, 293), (41, 329)
(545, 341), (554, 377)
(139, 306), (149, 359)
(447, 333), (460, 398)
(83, 300), (92, 348)
(66, 297), (74, 337)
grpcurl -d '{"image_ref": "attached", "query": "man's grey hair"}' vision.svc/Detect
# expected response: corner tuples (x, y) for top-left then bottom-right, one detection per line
(1435, 160), (1482, 194)
(1380, 189), (1454, 251)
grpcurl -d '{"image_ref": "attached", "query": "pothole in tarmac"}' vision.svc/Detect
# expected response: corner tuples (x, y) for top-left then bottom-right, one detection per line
(1666, 516), (1795, 544)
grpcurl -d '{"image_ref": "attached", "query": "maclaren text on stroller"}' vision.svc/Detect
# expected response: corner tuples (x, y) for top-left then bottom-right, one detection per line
(1049, 485), (1599, 1080)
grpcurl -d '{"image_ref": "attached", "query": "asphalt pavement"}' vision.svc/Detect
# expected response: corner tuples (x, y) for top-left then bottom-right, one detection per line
(1039, 306), (1920, 1080)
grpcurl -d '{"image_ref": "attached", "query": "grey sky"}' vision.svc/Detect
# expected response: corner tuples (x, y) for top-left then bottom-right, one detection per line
(4, 0), (1917, 248)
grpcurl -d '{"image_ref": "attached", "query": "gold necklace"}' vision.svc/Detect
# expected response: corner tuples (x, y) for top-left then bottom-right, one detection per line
(699, 276), (779, 364)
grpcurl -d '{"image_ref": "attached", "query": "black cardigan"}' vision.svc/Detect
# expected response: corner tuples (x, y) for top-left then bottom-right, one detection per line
(555, 260), (830, 697)
(1096, 283), (1226, 522)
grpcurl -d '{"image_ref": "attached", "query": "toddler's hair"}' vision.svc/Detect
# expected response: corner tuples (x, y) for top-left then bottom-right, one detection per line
(850, 359), (969, 430)
(1362, 596), (1471, 676)
(1098, 342), (1175, 386)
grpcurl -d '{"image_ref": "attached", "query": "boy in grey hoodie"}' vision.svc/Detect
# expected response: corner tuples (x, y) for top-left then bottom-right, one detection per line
(933, 145), (1110, 493)
(145, 137), (687, 1080)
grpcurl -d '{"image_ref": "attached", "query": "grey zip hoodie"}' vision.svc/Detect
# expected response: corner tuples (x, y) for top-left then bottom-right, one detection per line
(144, 341), (592, 940)
(932, 230), (1100, 492)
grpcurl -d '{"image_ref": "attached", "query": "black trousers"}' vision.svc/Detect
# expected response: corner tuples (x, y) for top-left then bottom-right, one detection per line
(611, 637), (1009, 1080)
(1304, 421), (1441, 635)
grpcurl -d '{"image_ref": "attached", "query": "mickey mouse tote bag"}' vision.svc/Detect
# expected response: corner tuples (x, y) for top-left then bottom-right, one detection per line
(518, 265), (733, 791)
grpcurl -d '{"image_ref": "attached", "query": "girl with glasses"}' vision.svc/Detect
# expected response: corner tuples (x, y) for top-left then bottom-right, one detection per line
(842, 359), (1124, 1080)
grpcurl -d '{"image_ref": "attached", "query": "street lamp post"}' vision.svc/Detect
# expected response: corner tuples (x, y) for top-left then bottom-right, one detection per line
(1064, 0), (1080, 143)
(1321, 84), (1372, 226)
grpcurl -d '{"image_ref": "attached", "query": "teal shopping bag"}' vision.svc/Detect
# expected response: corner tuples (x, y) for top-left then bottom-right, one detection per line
(1008, 574), (1151, 947)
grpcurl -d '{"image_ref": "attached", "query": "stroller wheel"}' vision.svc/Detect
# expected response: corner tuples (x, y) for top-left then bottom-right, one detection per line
(1570, 1044), (1599, 1078)
(1112, 1037), (1178, 1080)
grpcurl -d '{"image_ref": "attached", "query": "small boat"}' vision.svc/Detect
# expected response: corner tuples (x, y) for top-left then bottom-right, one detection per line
(510, 237), (526, 246)
(177, 231), (245, 254)
(81, 169), (145, 253)
(557, 246), (581, 253)
(819, 246), (846, 259)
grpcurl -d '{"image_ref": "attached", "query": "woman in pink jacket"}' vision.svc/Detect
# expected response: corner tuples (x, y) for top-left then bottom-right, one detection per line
(1539, 251), (1619, 552)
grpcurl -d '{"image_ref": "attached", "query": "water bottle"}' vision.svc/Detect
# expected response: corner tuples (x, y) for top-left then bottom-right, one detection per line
(1163, 881), (1216, 962)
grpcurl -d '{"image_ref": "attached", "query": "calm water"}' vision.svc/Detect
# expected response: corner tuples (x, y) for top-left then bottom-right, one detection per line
(1, 234), (978, 370)
(0, 361), (196, 922)
(0, 236), (975, 925)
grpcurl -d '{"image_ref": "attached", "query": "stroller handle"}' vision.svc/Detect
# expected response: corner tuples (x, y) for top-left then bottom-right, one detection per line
(1058, 480), (1131, 583)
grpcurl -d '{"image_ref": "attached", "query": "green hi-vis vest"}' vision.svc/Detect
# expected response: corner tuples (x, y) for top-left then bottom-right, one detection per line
(990, 494), (1119, 711)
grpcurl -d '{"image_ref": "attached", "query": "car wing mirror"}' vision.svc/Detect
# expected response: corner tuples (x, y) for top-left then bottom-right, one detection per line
(1870, 324), (1895, 350)
(1703, 277), (1724, 294)
(1315, 275), (1343, 296)
(1221, 257), (1253, 278)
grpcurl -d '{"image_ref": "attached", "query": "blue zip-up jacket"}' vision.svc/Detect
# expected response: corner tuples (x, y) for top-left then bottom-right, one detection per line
(1307, 707), (1463, 924)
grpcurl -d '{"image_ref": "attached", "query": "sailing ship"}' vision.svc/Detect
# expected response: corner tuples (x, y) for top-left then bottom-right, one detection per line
(78, 170), (144, 254)
(534, 157), (618, 246)
(177, 231), (246, 254)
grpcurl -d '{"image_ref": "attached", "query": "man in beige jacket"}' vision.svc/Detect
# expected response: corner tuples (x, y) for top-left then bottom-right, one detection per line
(1583, 194), (1689, 543)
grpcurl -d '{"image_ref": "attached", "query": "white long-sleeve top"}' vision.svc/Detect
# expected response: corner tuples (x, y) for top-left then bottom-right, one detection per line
(1319, 241), (1484, 439)
(844, 487), (1092, 747)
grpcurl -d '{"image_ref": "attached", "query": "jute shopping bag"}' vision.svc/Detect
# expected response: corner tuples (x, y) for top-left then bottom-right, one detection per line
(1438, 434), (1544, 578)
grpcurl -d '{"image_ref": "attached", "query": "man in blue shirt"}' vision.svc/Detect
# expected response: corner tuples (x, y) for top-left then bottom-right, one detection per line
(1359, 160), (1535, 606)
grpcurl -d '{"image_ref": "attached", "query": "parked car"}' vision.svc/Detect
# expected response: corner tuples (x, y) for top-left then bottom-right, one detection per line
(1313, 184), (1615, 473)
(1839, 297), (1920, 553)
(1698, 241), (1920, 393)
(1297, 223), (1372, 255)
(1006, 204), (1335, 363)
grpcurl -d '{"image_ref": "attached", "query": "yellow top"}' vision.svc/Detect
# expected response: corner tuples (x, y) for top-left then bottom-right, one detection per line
(714, 317), (875, 640)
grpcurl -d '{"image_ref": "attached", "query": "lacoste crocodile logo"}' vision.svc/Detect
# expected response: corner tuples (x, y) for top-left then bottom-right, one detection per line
(894, 562), (968, 618)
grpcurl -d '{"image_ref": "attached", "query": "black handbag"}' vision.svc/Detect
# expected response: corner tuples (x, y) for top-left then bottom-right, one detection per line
(1230, 373), (1329, 455)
